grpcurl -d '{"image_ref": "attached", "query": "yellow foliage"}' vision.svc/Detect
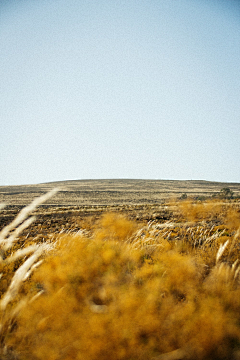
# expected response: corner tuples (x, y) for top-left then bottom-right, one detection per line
(2, 202), (240, 360)
(9, 213), (240, 360)
(94, 212), (137, 241)
(225, 208), (240, 230)
(178, 199), (223, 222)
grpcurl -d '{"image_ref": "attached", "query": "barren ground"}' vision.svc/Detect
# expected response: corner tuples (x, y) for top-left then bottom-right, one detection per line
(0, 179), (239, 238)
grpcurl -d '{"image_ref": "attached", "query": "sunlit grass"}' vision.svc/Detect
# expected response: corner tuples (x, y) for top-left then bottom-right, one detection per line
(0, 193), (240, 359)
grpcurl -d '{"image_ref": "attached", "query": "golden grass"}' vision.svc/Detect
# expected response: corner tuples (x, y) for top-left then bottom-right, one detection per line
(0, 193), (240, 359)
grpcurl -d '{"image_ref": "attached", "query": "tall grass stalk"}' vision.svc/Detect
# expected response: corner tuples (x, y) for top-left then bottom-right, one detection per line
(0, 188), (58, 354)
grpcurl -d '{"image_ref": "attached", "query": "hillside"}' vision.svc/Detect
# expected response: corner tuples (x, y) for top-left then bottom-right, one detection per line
(1, 179), (240, 206)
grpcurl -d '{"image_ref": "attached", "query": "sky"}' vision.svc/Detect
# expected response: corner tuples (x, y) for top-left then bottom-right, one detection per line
(1, 0), (240, 186)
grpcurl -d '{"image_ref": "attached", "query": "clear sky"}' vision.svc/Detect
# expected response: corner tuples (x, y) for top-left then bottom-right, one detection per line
(1, 0), (240, 186)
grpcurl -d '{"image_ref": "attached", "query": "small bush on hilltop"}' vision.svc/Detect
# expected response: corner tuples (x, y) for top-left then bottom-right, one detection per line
(219, 188), (234, 200)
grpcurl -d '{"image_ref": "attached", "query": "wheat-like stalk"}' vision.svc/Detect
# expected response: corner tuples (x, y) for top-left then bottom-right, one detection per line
(0, 247), (44, 312)
(216, 239), (229, 263)
(0, 188), (59, 250)
(0, 188), (59, 346)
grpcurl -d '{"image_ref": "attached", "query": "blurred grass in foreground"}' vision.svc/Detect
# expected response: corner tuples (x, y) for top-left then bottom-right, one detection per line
(0, 194), (240, 360)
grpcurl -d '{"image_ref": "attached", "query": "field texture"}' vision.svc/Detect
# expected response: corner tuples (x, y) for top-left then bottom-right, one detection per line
(0, 180), (240, 360)
(1, 179), (240, 231)
(1, 179), (240, 205)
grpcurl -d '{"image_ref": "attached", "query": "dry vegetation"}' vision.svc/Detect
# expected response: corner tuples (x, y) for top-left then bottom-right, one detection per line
(0, 182), (240, 360)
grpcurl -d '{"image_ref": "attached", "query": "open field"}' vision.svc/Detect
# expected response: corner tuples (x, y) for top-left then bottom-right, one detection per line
(1, 179), (240, 206)
(0, 181), (240, 360)
(1, 179), (240, 240)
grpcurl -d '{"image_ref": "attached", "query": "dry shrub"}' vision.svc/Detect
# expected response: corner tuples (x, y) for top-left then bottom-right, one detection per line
(94, 212), (137, 241)
(225, 208), (240, 231)
(178, 200), (223, 222)
(9, 214), (240, 360)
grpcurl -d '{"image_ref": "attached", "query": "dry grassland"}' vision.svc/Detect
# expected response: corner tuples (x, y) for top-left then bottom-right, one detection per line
(0, 180), (240, 360)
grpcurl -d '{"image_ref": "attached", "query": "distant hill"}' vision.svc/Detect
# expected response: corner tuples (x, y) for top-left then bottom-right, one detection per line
(0, 179), (240, 205)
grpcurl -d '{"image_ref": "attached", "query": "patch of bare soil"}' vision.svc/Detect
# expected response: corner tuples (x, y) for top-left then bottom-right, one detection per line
(0, 179), (239, 241)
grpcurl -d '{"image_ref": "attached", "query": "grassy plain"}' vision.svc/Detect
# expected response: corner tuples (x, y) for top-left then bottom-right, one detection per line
(1, 179), (240, 232)
(1, 179), (240, 206)
(0, 179), (240, 360)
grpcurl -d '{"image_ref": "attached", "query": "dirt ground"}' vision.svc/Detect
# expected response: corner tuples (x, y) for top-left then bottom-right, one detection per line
(0, 179), (239, 239)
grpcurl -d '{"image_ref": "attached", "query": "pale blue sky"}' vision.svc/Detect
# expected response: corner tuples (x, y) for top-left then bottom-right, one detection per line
(1, 0), (240, 185)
